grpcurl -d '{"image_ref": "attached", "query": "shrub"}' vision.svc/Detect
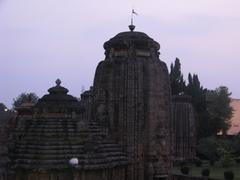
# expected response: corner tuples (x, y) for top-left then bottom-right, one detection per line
(173, 159), (187, 166)
(180, 166), (190, 175)
(234, 157), (240, 164)
(210, 160), (215, 166)
(217, 147), (234, 168)
(196, 137), (219, 162)
(195, 158), (202, 167)
(179, 160), (188, 167)
(201, 168), (210, 177)
(224, 171), (234, 180)
(219, 154), (233, 168)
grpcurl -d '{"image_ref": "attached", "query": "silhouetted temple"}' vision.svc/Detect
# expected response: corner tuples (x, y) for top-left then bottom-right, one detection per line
(92, 25), (171, 180)
(3, 25), (196, 180)
(10, 80), (128, 180)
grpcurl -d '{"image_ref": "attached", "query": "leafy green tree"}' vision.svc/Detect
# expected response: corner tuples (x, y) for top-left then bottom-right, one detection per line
(185, 73), (208, 138)
(196, 136), (237, 166)
(169, 59), (233, 139)
(186, 73), (207, 112)
(169, 59), (208, 138)
(217, 147), (234, 167)
(169, 58), (186, 95)
(196, 136), (219, 161)
(232, 135), (240, 156)
(206, 86), (233, 135)
(13, 92), (39, 109)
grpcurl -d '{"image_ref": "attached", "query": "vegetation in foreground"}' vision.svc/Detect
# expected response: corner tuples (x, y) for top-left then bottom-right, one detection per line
(173, 163), (240, 180)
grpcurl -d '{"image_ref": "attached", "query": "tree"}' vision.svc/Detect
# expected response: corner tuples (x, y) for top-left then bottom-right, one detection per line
(169, 59), (208, 139)
(169, 58), (186, 95)
(206, 86), (233, 135)
(196, 136), (219, 161)
(184, 73), (209, 138)
(0, 103), (7, 112)
(13, 92), (39, 109)
(169, 59), (233, 139)
(196, 136), (235, 166)
(186, 73), (207, 112)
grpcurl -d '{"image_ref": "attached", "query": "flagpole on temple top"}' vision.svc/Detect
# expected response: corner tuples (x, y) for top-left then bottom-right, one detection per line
(129, 8), (137, 31)
(131, 8), (133, 25)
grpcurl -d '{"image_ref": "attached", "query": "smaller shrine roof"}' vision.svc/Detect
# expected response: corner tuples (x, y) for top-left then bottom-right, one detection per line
(36, 79), (78, 108)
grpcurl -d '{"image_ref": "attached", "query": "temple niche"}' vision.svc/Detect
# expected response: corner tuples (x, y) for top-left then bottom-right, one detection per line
(91, 25), (171, 180)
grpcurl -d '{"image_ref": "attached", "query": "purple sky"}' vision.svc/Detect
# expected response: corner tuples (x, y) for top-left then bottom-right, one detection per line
(1, 0), (240, 108)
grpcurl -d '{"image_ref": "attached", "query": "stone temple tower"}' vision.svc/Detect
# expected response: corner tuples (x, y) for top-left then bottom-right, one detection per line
(93, 25), (172, 180)
(171, 95), (196, 161)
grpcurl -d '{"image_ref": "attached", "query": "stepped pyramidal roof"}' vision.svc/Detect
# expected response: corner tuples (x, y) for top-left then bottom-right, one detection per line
(11, 79), (128, 172)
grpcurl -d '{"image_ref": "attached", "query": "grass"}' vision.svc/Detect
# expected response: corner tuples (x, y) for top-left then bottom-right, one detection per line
(172, 164), (240, 180)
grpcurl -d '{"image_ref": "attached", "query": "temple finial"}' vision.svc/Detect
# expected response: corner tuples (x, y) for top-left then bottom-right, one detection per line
(56, 79), (61, 86)
(129, 9), (137, 31)
(129, 24), (135, 31)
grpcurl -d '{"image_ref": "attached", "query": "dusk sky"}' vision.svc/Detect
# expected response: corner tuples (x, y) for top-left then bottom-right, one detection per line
(1, 0), (240, 108)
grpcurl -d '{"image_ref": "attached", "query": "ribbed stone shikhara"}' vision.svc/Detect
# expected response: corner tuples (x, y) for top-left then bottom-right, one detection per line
(10, 80), (128, 180)
(92, 28), (171, 180)
(171, 95), (196, 161)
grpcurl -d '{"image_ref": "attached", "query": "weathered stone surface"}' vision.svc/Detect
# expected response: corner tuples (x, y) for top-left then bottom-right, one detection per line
(92, 30), (171, 180)
(10, 80), (128, 180)
(0, 109), (16, 180)
(171, 95), (195, 161)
